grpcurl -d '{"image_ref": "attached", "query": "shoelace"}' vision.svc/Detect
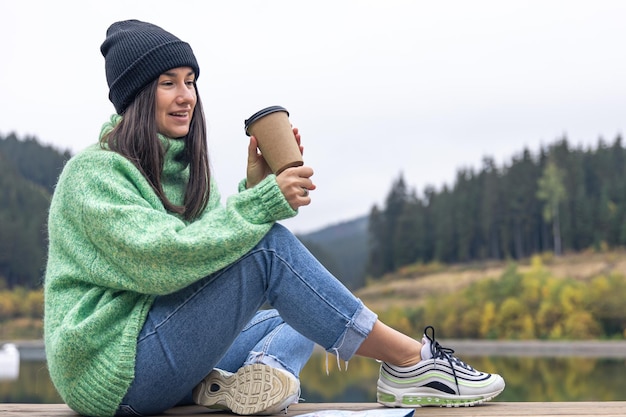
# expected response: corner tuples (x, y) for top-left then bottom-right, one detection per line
(423, 325), (475, 395)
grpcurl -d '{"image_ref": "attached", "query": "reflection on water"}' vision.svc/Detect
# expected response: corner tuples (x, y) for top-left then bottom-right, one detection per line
(298, 354), (626, 403)
(0, 361), (62, 403)
(2, 354), (625, 404)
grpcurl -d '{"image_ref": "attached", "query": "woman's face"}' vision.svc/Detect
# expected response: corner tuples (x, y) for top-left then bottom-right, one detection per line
(155, 66), (197, 138)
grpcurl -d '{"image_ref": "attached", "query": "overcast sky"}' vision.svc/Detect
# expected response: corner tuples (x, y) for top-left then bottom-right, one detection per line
(2, 1), (625, 234)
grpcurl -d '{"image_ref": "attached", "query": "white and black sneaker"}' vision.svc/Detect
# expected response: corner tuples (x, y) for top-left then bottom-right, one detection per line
(193, 363), (300, 415)
(377, 326), (505, 407)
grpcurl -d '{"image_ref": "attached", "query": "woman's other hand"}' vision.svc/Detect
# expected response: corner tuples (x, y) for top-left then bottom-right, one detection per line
(246, 135), (272, 188)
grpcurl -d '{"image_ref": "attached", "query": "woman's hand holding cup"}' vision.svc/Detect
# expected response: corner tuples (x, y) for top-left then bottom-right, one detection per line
(276, 165), (316, 210)
(246, 127), (303, 189)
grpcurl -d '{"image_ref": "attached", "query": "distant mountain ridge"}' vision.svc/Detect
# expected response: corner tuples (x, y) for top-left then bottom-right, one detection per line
(296, 216), (369, 289)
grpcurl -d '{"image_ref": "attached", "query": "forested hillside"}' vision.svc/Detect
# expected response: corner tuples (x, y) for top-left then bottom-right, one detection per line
(3, 133), (626, 292)
(367, 135), (626, 278)
(0, 134), (70, 288)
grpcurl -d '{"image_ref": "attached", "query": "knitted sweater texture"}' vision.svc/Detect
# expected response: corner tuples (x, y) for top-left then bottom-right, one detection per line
(44, 115), (296, 417)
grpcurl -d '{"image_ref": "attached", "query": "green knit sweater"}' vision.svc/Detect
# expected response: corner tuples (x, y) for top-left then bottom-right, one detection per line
(44, 115), (297, 417)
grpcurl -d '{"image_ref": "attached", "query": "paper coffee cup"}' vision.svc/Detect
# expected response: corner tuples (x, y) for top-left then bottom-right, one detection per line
(244, 106), (303, 175)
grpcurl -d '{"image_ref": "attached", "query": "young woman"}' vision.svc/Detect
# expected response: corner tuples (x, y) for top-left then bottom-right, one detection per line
(44, 19), (505, 417)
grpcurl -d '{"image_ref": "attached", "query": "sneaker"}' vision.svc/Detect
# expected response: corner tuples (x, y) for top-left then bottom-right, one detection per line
(377, 326), (505, 408)
(192, 363), (300, 415)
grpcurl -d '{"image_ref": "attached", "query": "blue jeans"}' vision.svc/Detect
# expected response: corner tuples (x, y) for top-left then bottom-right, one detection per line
(116, 224), (378, 416)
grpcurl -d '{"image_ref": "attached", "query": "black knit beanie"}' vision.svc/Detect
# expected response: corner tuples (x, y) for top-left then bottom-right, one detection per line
(101, 19), (200, 114)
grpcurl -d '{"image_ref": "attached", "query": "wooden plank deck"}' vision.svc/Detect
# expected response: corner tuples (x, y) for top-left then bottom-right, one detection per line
(3, 402), (626, 416)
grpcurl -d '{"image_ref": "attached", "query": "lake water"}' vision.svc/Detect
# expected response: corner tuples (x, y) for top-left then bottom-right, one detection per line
(299, 354), (626, 403)
(2, 348), (625, 404)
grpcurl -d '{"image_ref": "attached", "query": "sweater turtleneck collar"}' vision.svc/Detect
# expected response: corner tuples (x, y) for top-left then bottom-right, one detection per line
(99, 114), (189, 176)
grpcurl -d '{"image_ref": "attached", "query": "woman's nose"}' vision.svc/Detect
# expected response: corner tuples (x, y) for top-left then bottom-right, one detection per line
(178, 86), (195, 103)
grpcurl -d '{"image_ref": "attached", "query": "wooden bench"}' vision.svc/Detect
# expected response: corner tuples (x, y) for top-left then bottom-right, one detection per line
(3, 402), (626, 416)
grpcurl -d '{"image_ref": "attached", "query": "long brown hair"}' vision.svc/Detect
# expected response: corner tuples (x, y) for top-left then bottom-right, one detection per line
(101, 79), (210, 221)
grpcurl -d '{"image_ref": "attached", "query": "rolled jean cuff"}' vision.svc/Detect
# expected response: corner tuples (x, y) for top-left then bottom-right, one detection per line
(329, 301), (378, 361)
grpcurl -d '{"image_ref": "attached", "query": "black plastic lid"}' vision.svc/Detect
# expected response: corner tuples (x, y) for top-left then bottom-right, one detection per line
(244, 105), (289, 136)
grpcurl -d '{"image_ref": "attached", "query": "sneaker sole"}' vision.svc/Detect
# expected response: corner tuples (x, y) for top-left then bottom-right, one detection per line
(377, 386), (505, 408)
(193, 364), (299, 415)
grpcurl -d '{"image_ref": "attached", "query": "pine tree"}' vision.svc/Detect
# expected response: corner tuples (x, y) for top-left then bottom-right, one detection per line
(537, 159), (567, 256)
